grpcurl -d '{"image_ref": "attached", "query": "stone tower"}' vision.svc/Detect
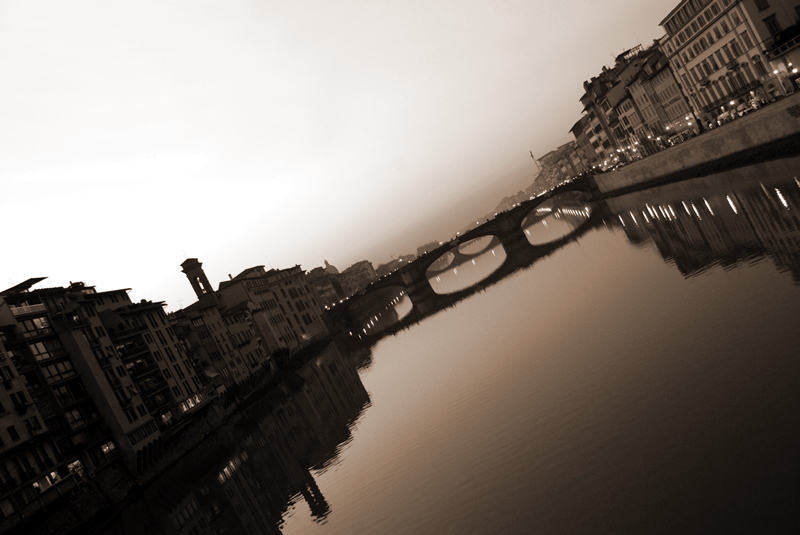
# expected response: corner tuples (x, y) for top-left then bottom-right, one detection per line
(181, 258), (216, 302)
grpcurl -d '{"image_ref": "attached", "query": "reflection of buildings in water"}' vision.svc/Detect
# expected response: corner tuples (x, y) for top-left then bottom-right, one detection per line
(105, 338), (370, 534)
(347, 289), (412, 340)
(611, 177), (800, 282)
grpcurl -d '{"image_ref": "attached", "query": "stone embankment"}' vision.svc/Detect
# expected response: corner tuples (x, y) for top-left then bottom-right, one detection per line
(593, 91), (800, 195)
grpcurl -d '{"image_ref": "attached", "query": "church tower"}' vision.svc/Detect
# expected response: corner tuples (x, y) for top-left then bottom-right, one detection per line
(181, 258), (217, 303)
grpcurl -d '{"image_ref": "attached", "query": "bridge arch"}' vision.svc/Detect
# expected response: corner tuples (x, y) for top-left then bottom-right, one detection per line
(331, 181), (598, 332)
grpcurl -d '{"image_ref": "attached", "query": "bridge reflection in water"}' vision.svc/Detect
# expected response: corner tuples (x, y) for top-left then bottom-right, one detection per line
(334, 185), (602, 341)
(336, 153), (800, 343)
(522, 191), (594, 246)
(427, 236), (507, 295)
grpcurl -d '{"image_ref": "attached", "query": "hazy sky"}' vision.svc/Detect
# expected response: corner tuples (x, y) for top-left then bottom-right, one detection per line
(2, 0), (669, 310)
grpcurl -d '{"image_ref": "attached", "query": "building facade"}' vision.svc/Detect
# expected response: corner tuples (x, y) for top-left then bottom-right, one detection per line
(0, 277), (218, 527)
(659, 0), (798, 127)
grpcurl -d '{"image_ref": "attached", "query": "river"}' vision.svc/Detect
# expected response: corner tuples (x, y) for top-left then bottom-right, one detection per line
(100, 156), (800, 534)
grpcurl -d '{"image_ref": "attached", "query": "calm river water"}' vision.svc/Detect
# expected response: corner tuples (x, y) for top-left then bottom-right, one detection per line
(103, 157), (800, 534)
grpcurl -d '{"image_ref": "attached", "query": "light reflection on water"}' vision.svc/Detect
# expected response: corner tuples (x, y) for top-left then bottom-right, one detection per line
(281, 163), (800, 534)
(457, 235), (495, 255)
(96, 157), (800, 535)
(345, 286), (413, 339)
(521, 191), (594, 246)
(426, 238), (507, 294)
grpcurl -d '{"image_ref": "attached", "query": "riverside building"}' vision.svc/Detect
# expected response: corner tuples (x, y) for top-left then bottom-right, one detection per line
(0, 279), (212, 529)
(173, 259), (328, 387)
(659, 0), (799, 127)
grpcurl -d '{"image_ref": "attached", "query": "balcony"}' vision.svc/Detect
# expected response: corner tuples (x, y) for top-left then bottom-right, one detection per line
(112, 324), (147, 339)
(45, 371), (79, 387)
(20, 327), (55, 339)
(56, 393), (91, 409)
(34, 348), (69, 363)
(129, 361), (160, 379)
(9, 303), (46, 317)
(766, 23), (800, 60)
(140, 379), (169, 397)
(52, 314), (89, 331)
(118, 344), (149, 360)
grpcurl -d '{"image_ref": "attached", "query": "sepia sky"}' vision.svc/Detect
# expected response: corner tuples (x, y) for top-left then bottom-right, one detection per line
(2, 0), (669, 310)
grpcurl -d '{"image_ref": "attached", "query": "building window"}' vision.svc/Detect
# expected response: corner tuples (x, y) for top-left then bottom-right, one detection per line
(740, 31), (753, 49)
(720, 76), (732, 95)
(752, 55), (768, 76)
(65, 408), (86, 429)
(722, 44), (734, 62)
(24, 416), (41, 432)
(741, 62), (755, 83)
(42, 360), (76, 383)
(19, 317), (52, 337)
(763, 15), (781, 37)
(753, 0), (769, 11)
(7, 426), (20, 441)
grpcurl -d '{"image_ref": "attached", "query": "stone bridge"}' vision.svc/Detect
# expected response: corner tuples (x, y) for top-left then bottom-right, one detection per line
(330, 178), (604, 340)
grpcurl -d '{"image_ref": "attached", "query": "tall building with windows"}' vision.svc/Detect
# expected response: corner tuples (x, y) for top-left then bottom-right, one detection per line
(744, 0), (800, 85)
(579, 72), (620, 166)
(575, 46), (663, 167)
(0, 277), (213, 525)
(173, 259), (327, 391)
(0, 282), (117, 527)
(172, 259), (273, 390)
(659, 0), (798, 126)
(217, 264), (329, 350)
(0, 296), (78, 526)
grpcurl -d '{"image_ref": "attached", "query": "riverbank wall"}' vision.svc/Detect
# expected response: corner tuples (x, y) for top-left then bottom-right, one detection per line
(593, 91), (800, 195)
